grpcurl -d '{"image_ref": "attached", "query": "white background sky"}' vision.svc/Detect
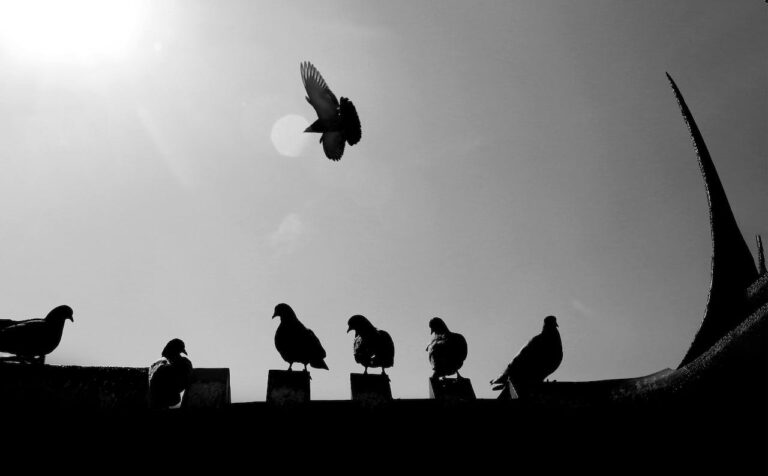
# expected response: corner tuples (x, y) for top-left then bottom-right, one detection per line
(0, 1), (764, 401)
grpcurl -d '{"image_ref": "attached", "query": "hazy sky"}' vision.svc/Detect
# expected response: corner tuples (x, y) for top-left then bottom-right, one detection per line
(0, 1), (764, 401)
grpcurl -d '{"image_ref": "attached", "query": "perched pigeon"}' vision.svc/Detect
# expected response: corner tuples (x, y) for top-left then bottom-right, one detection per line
(0, 305), (73, 363)
(491, 315), (563, 398)
(272, 303), (329, 371)
(426, 317), (468, 379)
(300, 61), (361, 161)
(347, 314), (395, 375)
(148, 338), (194, 409)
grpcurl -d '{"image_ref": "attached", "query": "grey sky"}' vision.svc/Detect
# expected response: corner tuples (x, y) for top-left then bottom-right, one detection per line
(0, 1), (764, 401)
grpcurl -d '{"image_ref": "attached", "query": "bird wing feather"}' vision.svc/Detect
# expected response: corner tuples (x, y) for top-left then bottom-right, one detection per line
(306, 328), (327, 361)
(317, 131), (344, 161)
(320, 131), (345, 161)
(301, 62), (338, 122)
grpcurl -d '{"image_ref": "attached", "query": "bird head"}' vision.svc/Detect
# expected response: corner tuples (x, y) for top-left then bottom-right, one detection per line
(347, 314), (374, 335)
(428, 317), (449, 335)
(162, 338), (188, 360)
(544, 315), (558, 329)
(45, 305), (74, 323)
(272, 303), (296, 321)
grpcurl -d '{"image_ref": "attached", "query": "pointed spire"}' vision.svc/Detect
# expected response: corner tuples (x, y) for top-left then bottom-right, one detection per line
(666, 73), (758, 367)
(757, 235), (766, 276)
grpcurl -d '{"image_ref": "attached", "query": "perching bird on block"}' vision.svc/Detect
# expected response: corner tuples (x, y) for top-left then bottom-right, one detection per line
(148, 338), (193, 409)
(300, 61), (361, 161)
(491, 315), (562, 398)
(0, 305), (74, 364)
(426, 317), (468, 379)
(272, 303), (329, 372)
(347, 314), (395, 376)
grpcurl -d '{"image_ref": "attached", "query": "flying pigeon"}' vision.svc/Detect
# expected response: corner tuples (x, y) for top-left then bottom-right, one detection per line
(426, 317), (468, 379)
(272, 303), (329, 371)
(300, 61), (361, 161)
(148, 338), (194, 409)
(347, 314), (395, 375)
(0, 305), (74, 363)
(491, 315), (563, 398)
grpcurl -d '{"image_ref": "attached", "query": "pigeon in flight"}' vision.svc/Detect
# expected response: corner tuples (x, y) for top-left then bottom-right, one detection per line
(347, 314), (395, 376)
(0, 305), (73, 364)
(300, 61), (361, 161)
(148, 338), (194, 409)
(426, 317), (468, 379)
(272, 303), (329, 371)
(491, 315), (563, 398)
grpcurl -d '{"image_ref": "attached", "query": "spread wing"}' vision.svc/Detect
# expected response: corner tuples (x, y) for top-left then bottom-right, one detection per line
(320, 131), (345, 161)
(301, 61), (338, 122)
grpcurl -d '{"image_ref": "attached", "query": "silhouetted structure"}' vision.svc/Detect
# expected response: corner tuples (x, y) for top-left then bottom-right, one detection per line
(347, 314), (395, 375)
(521, 75), (767, 416)
(272, 303), (328, 371)
(666, 73), (759, 367)
(0, 305), (73, 364)
(491, 315), (562, 399)
(267, 369), (310, 405)
(148, 338), (193, 409)
(300, 61), (362, 161)
(0, 364), (229, 409)
(426, 317), (468, 379)
(350, 373), (392, 405)
(429, 376), (476, 402)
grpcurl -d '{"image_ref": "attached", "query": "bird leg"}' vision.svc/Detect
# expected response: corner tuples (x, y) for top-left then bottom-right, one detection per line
(456, 371), (464, 380)
(303, 363), (308, 372)
(381, 368), (387, 376)
(364, 367), (368, 375)
(288, 363), (293, 371)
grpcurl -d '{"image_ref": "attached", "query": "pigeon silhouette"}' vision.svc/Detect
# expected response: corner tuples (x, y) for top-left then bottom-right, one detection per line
(272, 303), (329, 371)
(347, 314), (395, 375)
(491, 315), (563, 398)
(0, 305), (73, 363)
(300, 61), (361, 161)
(148, 338), (194, 409)
(426, 317), (468, 379)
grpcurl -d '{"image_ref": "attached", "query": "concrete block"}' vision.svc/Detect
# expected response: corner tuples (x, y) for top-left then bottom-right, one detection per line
(266, 369), (310, 405)
(181, 368), (231, 408)
(429, 376), (476, 402)
(0, 363), (149, 409)
(350, 373), (392, 405)
(0, 363), (232, 410)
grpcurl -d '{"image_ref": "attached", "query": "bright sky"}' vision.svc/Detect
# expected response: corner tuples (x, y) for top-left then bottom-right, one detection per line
(0, 1), (764, 401)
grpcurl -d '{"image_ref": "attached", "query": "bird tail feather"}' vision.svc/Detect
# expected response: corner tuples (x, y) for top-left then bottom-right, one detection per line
(311, 359), (329, 370)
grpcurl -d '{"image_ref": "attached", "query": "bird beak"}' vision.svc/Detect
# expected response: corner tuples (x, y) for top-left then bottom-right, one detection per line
(346, 326), (352, 334)
(303, 126), (311, 133)
(272, 313), (277, 319)
(68, 315), (74, 322)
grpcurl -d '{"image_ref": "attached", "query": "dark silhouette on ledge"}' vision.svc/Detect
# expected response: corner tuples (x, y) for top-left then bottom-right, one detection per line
(426, 317), (468, 379)
(300, 61), (362, 161)
(347, 314), (395, 376)
(666, 73), (759, 367)
(148, 338), (193, 409)
(0, 305), (73, 364)
(272, 303), (329, 371)
(491, 315), (562, 398)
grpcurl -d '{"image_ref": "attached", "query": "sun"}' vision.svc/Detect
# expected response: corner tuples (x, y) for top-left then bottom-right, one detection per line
(0, 0), (145, 62)
(271, 114), (311, 158)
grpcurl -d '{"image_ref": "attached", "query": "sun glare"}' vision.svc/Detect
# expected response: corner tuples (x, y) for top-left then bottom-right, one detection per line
(0, 0), (145, 62)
